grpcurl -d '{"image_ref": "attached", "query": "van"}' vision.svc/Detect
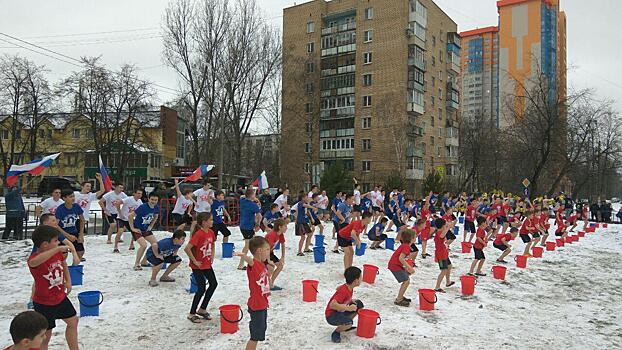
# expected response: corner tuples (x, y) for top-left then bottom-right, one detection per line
(37, 177), (81, 197)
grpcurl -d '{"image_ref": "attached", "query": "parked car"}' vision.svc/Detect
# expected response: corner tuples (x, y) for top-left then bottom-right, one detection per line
(37, 177), (81, 197)
(611, 197), (620, 203)
(140, 180), (174, 197)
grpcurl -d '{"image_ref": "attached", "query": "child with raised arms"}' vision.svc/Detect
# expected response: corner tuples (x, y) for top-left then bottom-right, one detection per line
(325, 266), (364, 343)
(146, 229), (186, 287)
(172, 179), (196, 231)
(388, 229), (415, 307)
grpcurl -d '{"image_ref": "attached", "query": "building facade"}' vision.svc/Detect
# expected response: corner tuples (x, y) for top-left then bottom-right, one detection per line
(282, 0), (461, 194)
(497, 0), (567, 126)
(459, 26), (500, 127)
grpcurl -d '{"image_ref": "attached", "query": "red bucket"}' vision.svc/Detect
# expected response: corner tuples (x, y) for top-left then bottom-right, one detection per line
(461, 242), (472, 253)
(356, 309), (381, 338)
(565, 236), (573, 244)
(406, 259), (414, 267)
(556, 238), (564, 247)
(587, 227), (595, 233)
(595, 223), (600, 228)
(302, 280), (319, 302)
(572, 235), (579, 242)
(492, 265), (507, 280)
(219, 304), (243, 334)
(578, 231), (585, 237)
(546, 241), (556, 251)
(532, 246), (543, 258)
(418, 288), (437, 311)
(603, 223), (608, 228)
(460, 275), (477, 295)
(515, 255), (528, 268)
(362, 264), (379, 284)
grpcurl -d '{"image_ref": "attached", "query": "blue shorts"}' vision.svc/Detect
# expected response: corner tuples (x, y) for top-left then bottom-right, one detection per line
(497, 216), (507, 225)
(249, 308), (267, 341)
(147, 254), (182, 267)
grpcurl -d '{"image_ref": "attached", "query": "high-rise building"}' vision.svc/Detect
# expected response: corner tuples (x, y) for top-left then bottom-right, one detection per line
(459, 26), (500, 127)
(281, 0), (461, 193)
(497, 0), (567, 126)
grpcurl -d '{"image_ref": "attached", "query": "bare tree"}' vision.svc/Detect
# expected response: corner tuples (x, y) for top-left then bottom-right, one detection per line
(21, 59), (54, 161)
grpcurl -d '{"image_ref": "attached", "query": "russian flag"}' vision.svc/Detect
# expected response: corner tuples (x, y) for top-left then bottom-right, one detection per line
(6, 153), (61, 186)
(252, 170), (269, 191)
(184, 164), (215, 182)
(99, 155), (113, 192)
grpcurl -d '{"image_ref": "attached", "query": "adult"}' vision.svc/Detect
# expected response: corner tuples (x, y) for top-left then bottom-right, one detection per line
(259, 189), (273, 214)
(35, 189), (63, 217)
(2, 185), (26, 240)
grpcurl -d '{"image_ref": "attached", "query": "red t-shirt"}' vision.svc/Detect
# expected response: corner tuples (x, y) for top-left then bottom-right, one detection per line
(265, 230), (285, 251)
(325, 284), (353, 317)
(28, 251), (66, 306)
(465, 205), (476, 222)
(473, 227), (487, 249)
(568, 214), (577, 224)
(434, 232), (448, 262)
(188, 229), (216, 270)
(247, 259), (270, 311)
(388, 243), (411, 271)
(501, 203), (510, 216)
(338, 220), (364, 240)
(421, 208), (432, 228)
(493, 233), (510, 245)
(539, 213), (549, 227)
(520, 218), (534, 234)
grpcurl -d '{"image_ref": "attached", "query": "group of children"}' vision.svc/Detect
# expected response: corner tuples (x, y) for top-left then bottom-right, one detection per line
(5, 182), (596, 349)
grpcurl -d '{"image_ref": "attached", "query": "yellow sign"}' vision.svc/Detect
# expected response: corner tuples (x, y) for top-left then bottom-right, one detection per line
(522, 178), (530, 187)
(436, 166), (445, 178)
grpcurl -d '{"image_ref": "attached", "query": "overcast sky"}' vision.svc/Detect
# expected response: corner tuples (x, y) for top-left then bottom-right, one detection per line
(1, 0), (620, 125)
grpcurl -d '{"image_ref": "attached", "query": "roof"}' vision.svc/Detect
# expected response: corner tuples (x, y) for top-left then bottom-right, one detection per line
(459, 26), (499, 38)
(497, 0), (552, 8)
(0, 109), (165, 130)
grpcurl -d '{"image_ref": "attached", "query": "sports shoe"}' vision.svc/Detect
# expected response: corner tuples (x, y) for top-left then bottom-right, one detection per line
(270, 286), (283, 291)
(394, 299), (410, 307)
(331, 331), (341, 343)
(113, 248), (120, 253)
(148, 280), (159, 287)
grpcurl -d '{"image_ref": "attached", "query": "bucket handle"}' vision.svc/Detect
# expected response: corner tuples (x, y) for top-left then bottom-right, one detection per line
(220, 308), (244, 323)
(474, 278), (478, 286)
(376, 316), (382, 326)
(311, 283), (319, 293)
(78, 291), (104, 307)
(421, 292), (438, 304)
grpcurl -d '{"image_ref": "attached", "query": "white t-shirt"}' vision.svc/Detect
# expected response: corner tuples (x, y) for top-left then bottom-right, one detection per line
(354, 189), (361, 205)
(40, 197), (63, 215)
(307, 191), (314, 198)
(74, 191), (97, 212)
(193, 188), (214, 213)
(120, 196), (143, 221)
(102, 191), (128, 215)
(371, 191), (381, 207)
(274, 194), (288, 210)
(318, 195), (328, 209)
(173, 196), (193, 215)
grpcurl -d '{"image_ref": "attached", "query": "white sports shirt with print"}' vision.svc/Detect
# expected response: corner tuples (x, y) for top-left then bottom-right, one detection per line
(193, 188), (214, 213)
(74, 191), (97, 212)
(40, 197), (63, 215)
(173, 196), (193, 215)
(119, 196), (144, 221)
(102, 191), (128, 215)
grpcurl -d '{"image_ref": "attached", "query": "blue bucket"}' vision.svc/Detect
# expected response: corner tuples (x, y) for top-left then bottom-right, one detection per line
(313, 247), (325, 263)
(385, 237), (395, 250)
(161, 262), (168, 270)
(590, 223), (596, 227)
(417, 235), (422, 244)
(355, 243), (367, 256)
(68, 265), (83, 286)
(188, 273), (208, 294)
(314, 234), (324, 247)
(459, 216), (465, 224)
(274, 242), (280, 250)
(453, 226), (459, 236)
(222, 243), (234, 258)
(77, 291), (103, 317)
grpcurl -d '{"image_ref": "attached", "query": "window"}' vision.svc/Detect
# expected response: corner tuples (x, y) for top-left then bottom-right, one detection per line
(307, 21), (315, 33)
(432, 35), (436, 46)
(362, 160), (371, 172)
(438, 88), (443, 100)
(431, 56), (435, 66)
(305, 103), (313, 113)
(364, 30), (373, 42)
(363, 95), (372, 107)
(305, 62), (314, 73)
(305, 143), (311, 153)
(363, 74), (372, 86)
(305, 122), (311, 133)
(365, 7), (374, 20)
(432, 76), (436, 87)
(72, 128), (80, 139)
(438, 108), (443, 120)
(439, 50), (443, 63)
(363, 52), (373, 64)
(14, 130), (21, 139)
(431, 116), (435, 127)
(362, 139), (371, 151)
(85, 128), (93, 139)
(1, 129), (9, 139)
(304, 163), (311, 174)
(362, 117), (371, 129)
(431, 95), (435, 106)
(438, 71), (443, 81)
(307, 42), (314, 53)
(306, 83), (314, 93)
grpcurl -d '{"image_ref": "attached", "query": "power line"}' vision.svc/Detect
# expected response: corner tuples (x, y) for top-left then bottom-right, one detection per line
(21, 27), (160, 39)
(0, 37), (81, 67)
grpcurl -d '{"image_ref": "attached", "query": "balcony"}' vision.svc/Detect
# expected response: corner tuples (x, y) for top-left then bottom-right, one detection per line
(319, 149), (354, 159)
(445, 156), (459, 164)
(446, 99), (459, 110)
(407, 80), (425, 93)
(447, 81), (459, 92)
(321, 22), (356, 36)
(408, 56), (427, 71)
(407, 101), (424, 115)
(405, 169), (424, 180)
(320, 106), (355, 119)
(407, 146), (424, 157)
(448, 61), (460, 74)
(406, 125), (424, 137)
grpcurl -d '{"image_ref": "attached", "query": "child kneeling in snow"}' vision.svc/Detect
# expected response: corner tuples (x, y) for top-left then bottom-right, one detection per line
(145, 230), (186, 287)
(325, 266), (364, 343)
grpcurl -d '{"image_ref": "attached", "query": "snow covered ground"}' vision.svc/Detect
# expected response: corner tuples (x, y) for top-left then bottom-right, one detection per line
(1, 216), (621, 350)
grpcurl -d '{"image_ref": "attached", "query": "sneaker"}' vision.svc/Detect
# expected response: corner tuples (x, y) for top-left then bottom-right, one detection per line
(270, 286), (283, 291)
(403, 297), (412, 303)
(394, 299), (410, 307)
(434, 288), (446, 293)
(332, 249), (340, 254)
(475, 273), (487, 277)
(159, 276), (175, 282)
(148, 280), (159, 287)
(467, 273), (475, 276)
(369, 246), (377, 250)
(113, 248), (120, 253)
(331, 331), (341, 343)
(129, 246), (135, 251)
(80, 257), (86, 262)
(496, 259), (508, 264)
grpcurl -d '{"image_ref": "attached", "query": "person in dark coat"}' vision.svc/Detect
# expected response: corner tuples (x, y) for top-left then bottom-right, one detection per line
(2, 185), (26, 240)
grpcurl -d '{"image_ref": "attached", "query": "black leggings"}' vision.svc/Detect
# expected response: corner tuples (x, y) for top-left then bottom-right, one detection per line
(190, 268), (218, 314)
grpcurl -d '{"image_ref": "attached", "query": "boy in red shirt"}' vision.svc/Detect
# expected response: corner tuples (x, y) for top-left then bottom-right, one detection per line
(555, 213), (568, 238)
(184, 212), (218, 323)
(235, 236), (271, 350)
(537, 206), (550, 247)
(519, 210), (536, 256)
(530, 208), (543, 249)
(567, 210), (579, 232)
(337, 212), (372, 270)
(493, 227), (519, 263)
(433, 218), (454, 292)
(27, 225), (79, 350)
(463, 199), (478, 242)
(388, 229), (415, 307)
(468, 217), (491, 276)
(5, 311), (48, 350)
(442, 207), (457, 249)
(265, 219), (287, 291)
(325, 266), (364, 343)
(418, 193), (433, 258)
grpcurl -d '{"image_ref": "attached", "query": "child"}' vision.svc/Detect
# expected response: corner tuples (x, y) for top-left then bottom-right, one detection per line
(567, 210), (579, 232)
(493, 227), (519, 263)
(54, 190), (86, 260)
(442, 207), (457, 249)
(419, 192), (433, 258)
(337, 212), (372, 270)
(238, 189), (262, 270)
(6, 311), (48, 350)
(388, 229), (415, 307)
(36, 189), (63, 217)
(463, 198), (478, 242)
(172, 179), (196, 231)
(128, 193), (160, 270)
(234, 237), (271, 350)
(468, 217), (490, 276)
(146, 230), (186, 287)
(261, 203), (281, 232)
(184, 212), (218, 323)
(554, 212), (568, 239)
(519, 210), (536, 256)
(331, 194), (354, 253)
(265, 219), (287, 291)
(530, 208), (543, 250)
(538, 206), (551, 247)
(192, 179), (214, 231)
(211, 190), (232, 243)
(325, 266), (364, 343)
(295, 194), (315, 256)
(99, 183), (127, 244)
(28, 225), (79, 350)
(309, 194), (325, 237)
(407, 219), (426, 264)
(433, 218), (454, 293)
(368, 217), (388, 250)
(113, 189), (143, 253)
